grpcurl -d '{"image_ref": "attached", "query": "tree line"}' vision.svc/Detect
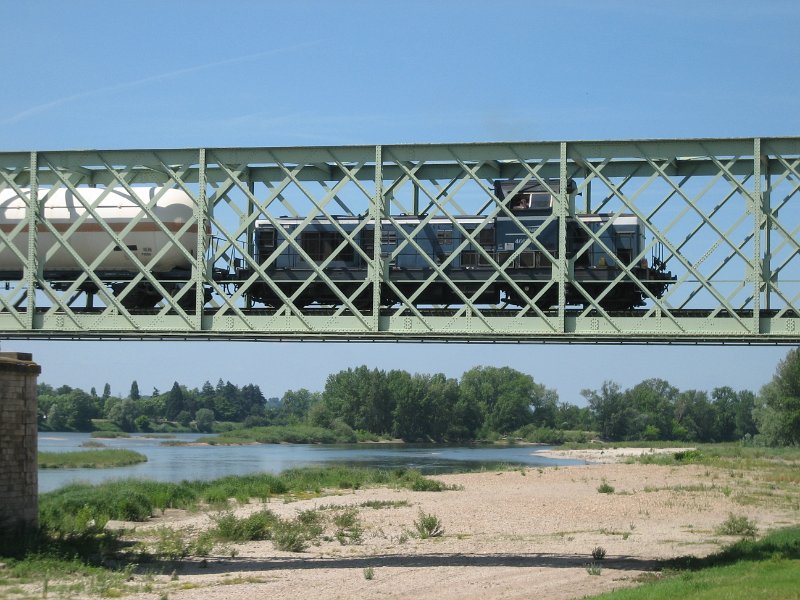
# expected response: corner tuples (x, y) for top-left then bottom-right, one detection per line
(38, 379), (272, 434)
(37, 350), (800, 446)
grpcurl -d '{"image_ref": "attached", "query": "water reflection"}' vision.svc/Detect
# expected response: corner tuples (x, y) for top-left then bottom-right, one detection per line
(38, 433), (582, 493)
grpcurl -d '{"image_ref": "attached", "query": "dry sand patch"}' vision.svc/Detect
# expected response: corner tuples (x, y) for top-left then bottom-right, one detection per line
(116, 453), (796, 600)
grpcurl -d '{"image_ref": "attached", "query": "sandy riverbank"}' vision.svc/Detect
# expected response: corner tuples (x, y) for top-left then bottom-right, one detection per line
(113, 449), (795, 600)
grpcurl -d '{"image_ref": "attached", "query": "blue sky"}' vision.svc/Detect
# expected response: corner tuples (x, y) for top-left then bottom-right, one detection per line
(1, 1), (797, 403)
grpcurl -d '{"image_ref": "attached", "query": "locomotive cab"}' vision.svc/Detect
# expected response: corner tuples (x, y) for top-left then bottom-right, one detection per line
(494, 179), (577, 213)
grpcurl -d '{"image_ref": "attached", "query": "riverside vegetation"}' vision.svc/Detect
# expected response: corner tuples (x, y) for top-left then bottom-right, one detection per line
(0, 466), (458, 597)
(35, 347), (800, 447)
(1, 452), (799, 599)
(38, 449), (147, 469)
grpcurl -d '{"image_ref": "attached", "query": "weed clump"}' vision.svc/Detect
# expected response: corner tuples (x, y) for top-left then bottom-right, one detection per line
(333, 508), (363, 545)
(716, 514), (758, 538)
(414, 511), (444, 539)
(211, 509), (279, 542)
(597, 480), (615, 494)
(272, 521), (310, 552)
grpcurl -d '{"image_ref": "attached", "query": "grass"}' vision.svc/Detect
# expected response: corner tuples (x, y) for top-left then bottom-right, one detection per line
(619, 443), (800, 511)
(36, 466), (455, 535)
(90, 431), (131, 438)
(587, 526), (800, 600)
(38, 449), (148, 469)
(208, 424), (356, 445)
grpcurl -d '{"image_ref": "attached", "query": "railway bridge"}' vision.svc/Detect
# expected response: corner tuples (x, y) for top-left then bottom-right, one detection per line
(0, 137), (799, 344)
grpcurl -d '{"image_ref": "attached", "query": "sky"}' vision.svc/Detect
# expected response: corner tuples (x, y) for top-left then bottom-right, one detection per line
(1, 0), (798, 404)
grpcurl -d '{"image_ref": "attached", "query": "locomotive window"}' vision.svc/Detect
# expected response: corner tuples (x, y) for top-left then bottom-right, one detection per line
(461, 250), (493, 267)
(301, 231), (354, 262)
(529, 192), (552, 210)
(260, 229), (276, 248)
(518, 252), (536, 267)
(437, 230), (453, 245)
(478, 228), (494, 248)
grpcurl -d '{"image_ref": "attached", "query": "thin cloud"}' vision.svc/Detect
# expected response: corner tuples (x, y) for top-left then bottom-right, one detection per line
(1, 39), (326, 125)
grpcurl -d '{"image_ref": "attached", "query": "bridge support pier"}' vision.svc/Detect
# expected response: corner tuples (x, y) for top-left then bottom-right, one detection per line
(0, 352), (41, 534)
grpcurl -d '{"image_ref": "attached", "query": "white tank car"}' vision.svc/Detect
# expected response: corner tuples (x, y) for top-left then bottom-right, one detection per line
(0, 187), (197, 274)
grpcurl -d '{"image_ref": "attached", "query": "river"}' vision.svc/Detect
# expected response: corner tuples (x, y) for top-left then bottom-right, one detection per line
(38, 432), (584, 493)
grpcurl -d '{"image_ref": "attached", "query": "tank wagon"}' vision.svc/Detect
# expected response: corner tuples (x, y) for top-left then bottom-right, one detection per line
(0, 187), (198, 307)
(247, 180), (673, 309)
(0, 181), (673, 310)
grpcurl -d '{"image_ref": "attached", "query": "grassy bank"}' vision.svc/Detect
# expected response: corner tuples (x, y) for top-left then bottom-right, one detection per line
(38, 449), (148, 469)
(588, 526), (800, 600)
(37, 466), (457, 532)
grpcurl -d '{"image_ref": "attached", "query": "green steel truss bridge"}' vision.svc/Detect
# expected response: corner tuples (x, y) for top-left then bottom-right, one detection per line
(1, 137), (799, 343)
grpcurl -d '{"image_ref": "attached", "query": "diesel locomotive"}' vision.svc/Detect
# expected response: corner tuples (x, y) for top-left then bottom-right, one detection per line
(246, 180), (673, 310)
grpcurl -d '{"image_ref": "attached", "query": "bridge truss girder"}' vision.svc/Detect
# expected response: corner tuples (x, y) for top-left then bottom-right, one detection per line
(0, 137), (799, 342)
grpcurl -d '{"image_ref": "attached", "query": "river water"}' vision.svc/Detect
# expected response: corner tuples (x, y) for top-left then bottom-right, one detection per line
(38, 432), (584, 493)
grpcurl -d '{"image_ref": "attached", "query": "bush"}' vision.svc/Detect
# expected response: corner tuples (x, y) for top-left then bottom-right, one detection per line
(716, 514), (758, 538)
(211, 510), (279, 542)
(272, 521), (308, 552)
(333, 508), (362, 545)
(597, 480), (615, 494)
(591, 546), (607, 560)
(414, 511), (444, 539)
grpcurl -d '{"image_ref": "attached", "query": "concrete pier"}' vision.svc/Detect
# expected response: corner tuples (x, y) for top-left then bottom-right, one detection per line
(0, 352), (41, 532)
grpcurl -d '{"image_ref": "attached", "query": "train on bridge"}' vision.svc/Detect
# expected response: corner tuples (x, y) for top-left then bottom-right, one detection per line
(0, 180), (674, 310)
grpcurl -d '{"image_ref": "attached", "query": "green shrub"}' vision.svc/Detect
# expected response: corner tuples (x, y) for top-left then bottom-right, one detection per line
(414, 511), (444, 539)
(591, 546), (607, 560)
(272, 521), (308, 552)
(333, 508), (362, 545)
(716, 514), (758, 538)
(674, 450), (703, 463)
(597, 480), (615, 494)
(211, 510), (279, 542)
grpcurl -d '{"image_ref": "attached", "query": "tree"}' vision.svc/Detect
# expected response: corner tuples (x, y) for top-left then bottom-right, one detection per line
(175, 410), (192, 427)
(279, 388), (318, 423)
(129, 380), (140, 401)
(755, 348), (800, 445)
(734, 390), (757, 439)
(195, 408), (215, 433)
(583, 381), (632, 440)
(322, 366), (393, 434)
(625, 379), (678, 440)
(102, 383), (111, 400)
(459, 366), (551, 434)
(108, 399), (138, 432)
(135, 415), (151, 432)
(674, 390), (715, 442)
(165, 382), (185, 421)
(62, 391), (95, 431)
(46, 402), (68, 431)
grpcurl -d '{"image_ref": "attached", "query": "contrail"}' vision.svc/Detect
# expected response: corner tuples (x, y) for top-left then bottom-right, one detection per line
(1, 39), (326, 125)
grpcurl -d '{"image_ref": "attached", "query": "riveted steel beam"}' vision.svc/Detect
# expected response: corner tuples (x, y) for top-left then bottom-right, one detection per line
(1, 138), (800, 341)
